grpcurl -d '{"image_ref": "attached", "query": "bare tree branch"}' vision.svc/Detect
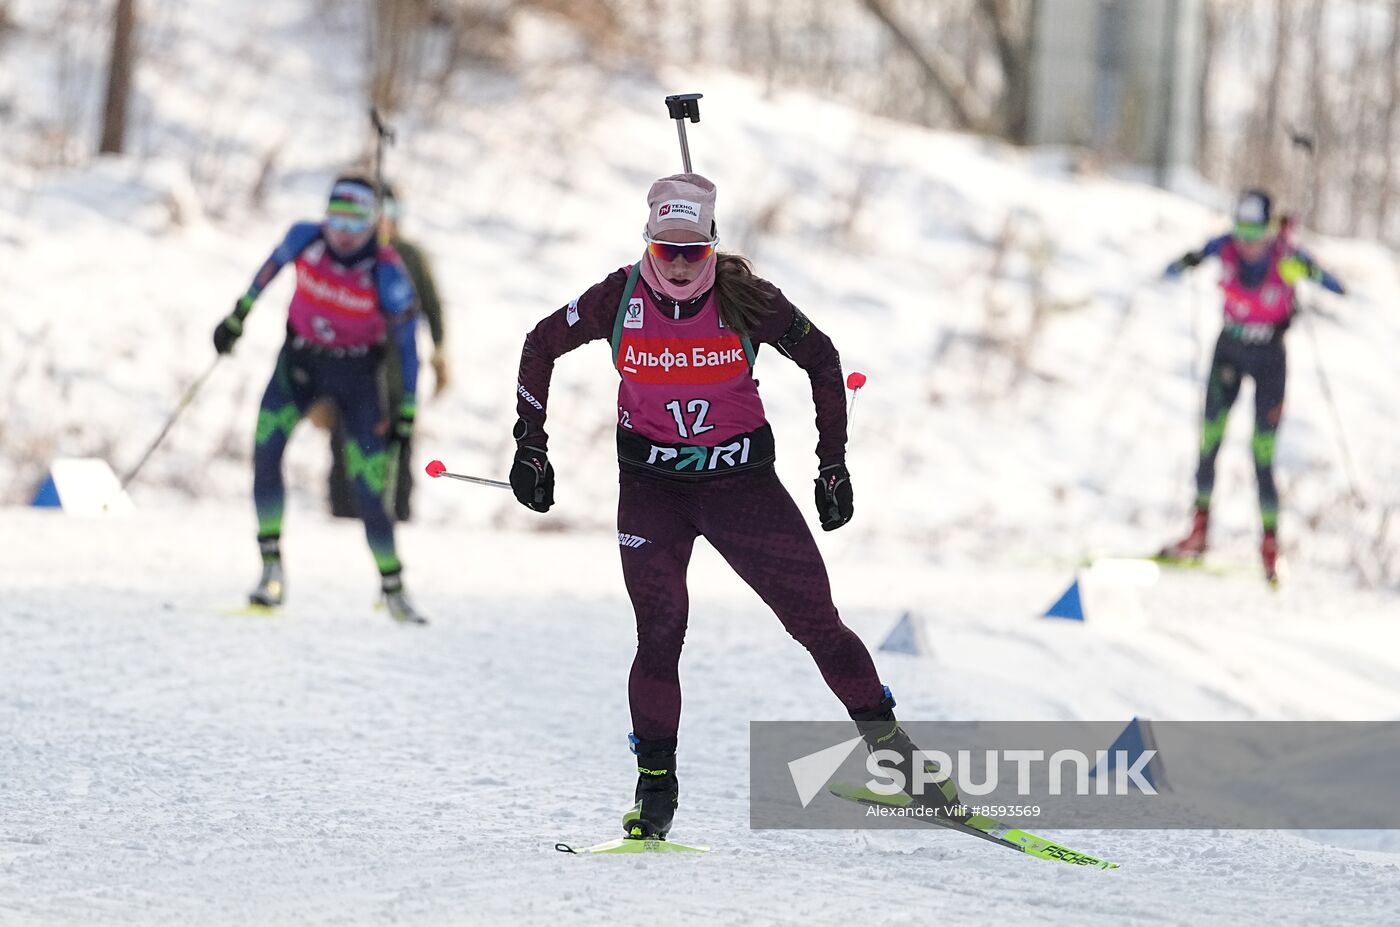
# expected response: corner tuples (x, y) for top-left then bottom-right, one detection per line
(860, 0), (985, 133)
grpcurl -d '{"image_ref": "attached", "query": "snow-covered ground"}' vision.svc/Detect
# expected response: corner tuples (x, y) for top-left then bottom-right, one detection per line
(5, 2), (1400, 924)
(6, 506), (1400, 926)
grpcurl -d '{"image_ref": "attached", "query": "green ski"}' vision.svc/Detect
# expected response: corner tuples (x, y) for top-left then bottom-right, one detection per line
(555, 837), (708, 855)
(1147, 553), (1246, 577)
(1149, 552), (1283, 588)
(829, 782), (1118, 869)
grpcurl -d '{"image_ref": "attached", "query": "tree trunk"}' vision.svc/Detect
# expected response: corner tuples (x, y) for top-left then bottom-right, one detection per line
(976, 0), (1032, 144)
(371, 0), (427, 117)
(1345, 18), (1374, 236)
(1196, 0), (1220, 173)
(1377, 0), (1400, 241)
(1303, 0), (1327, 231)
(1256, 0), (1292, 190)
(99, 0), (137, 155)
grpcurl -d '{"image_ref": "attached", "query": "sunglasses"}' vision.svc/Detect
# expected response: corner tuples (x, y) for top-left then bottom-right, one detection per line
(644, 235), (718, 263)
(326, 214), (373, 234)
(1233, 222), (1271, 243)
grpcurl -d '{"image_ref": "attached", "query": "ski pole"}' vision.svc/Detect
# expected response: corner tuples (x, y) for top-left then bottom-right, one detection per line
(664, 93), (703, 172)
(120, 355), (222, 489)
(424, 459), (510, 490)
(1297, 301), (1367, 507)
(845, 371), (867, 428)
(1285, 126), (1367, 507)
(1188, 275), (1201, 386)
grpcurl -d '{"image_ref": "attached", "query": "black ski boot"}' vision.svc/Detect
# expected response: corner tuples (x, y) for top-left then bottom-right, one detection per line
(622, 735), (678, 839)
(381, 570), (427, 625)
(249, 536), (284, 607)
(850, 689), (966, 821)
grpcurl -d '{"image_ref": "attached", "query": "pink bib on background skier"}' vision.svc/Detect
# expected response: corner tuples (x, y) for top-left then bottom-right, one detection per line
(1217, 239), (1294, 326)
(286, 240), (390, 347)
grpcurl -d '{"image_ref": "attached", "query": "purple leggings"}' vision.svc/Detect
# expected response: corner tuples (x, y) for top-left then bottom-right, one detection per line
(618, 465), (884, 741)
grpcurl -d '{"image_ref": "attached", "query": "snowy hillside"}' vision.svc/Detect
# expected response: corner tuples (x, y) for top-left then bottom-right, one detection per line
(4, 3), (1399, 581)
(5, 3), (1400, 925)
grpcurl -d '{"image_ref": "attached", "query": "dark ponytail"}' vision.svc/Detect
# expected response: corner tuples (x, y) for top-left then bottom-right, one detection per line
(714, 252), (775, 335)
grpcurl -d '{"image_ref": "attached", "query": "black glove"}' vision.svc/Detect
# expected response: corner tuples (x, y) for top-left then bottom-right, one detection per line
(213, 296), (253, 355)
(1166, 251), (1206, 280)
(510, 444), (555, 513)
(212, 315), (242, 354)
(814, 463), (853, 531)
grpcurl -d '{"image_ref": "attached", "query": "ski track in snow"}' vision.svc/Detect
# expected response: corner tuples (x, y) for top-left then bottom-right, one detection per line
(4, 508), (1400, 926)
